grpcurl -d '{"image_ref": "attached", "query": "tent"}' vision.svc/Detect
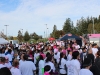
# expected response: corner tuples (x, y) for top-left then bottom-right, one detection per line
(48, 37), (55, 41)
(59, 33), (82, 46)
(0, 38), (8, 44)
(59, 33), (82, 41)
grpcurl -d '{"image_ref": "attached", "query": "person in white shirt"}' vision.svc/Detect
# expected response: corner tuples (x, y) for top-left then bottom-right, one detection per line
(19, 53), (25, 65)
(67, 51), (80, 75)
(45, 55), (55, 73)
(0, 57), (6, 69)
(74, 43), (80, 51)
(19, 54), (36, 75)
(56, 48), (62, 64)
(6, 49), (13, 64)
(38, 55), (45, 75)
(34, 50), (40, 65)
(5, 57), (12, 69)
(5, 47), (8, 54)
(92, 43), (98, 58)
(54, 48), (58, 63)
(79, 58), (93, 75)
(10, 59), (21, 75)
(0, 48), (5, 57)
(59, 52), (67, 75)
(67, 51), (72, 61)
(15, 43), (19, 51)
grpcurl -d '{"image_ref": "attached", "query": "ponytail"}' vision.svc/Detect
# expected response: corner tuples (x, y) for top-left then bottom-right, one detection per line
(59, 52), (63, 65)
(46, 55), (52, 63)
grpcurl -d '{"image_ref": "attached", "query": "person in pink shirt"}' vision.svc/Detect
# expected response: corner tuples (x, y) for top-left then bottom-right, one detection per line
(67, 44), (72, 54)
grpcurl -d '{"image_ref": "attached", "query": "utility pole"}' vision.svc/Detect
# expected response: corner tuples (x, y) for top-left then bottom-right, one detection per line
(4, 25), (9, 39)
(45, 24), (47, 39)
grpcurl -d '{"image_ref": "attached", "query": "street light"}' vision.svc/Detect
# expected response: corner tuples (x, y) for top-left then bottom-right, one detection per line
(45, 24), (47, 39)
(47, 28), (49, 38)
(21, 29), (23, 35)
(4, 25), (9, 39)
(2, 29), (4, 34)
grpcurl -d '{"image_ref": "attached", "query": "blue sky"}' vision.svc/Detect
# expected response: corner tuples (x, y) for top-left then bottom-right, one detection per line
(0, 0), (100, 37)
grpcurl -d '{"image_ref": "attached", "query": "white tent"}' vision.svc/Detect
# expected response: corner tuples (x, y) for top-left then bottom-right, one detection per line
(0, 38), (8, 44)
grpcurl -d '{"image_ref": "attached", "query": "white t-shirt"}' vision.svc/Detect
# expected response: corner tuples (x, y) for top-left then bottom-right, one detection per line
(59, 58), (67, 74)
(5, 62), (12, 68)
(6, 54), (13, 61)
(0, 64), (6, 68)
(56, 52), (60, 64)
(39, 60), (45, 75)
(0, 53), (5, 57)
(19, 60), (24, 65)
(45, 61), (55, 72)
(10, 67), (21, 75)
(67, 54), (72, 61)
(75, 45), (80, 50)
(5, 50), (8, 53)
(92, 48), (98, 58)
(19, 61), (36, 75)
(68, 59), (80, 75)
(16, 44), (19, 47)
(79, 69), (93, 75)
(34, 53), (40, 64)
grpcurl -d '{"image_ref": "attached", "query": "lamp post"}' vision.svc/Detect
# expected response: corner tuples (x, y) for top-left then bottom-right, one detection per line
(21, 29), (23, 35)
(45, 24), (47, 39)
(44, 31), (45, 42)
(47, 28), (49, 38)
(2, 29), (4, 34)
(4, 25), (9, 39)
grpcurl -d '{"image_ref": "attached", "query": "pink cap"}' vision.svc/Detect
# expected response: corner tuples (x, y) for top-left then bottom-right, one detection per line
(40, 53), (46, 59)
(44, 72), (50, 75)
(53, 45), (57, 49)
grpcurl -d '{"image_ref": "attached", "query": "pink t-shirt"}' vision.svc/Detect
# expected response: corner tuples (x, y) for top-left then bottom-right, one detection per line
(62, 50), (66, 55)
(67, 48), (72, 51)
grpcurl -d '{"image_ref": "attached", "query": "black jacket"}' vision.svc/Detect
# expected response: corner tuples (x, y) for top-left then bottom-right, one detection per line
(87, 54), (94, 65)
(90, 57), (100, 75)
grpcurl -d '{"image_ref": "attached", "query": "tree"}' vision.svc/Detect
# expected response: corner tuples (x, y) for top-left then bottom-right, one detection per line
(95, 22), (100, 33)
(30, 32), (40, 41)
(24, 31), (30, 42)
(76, 17), (89, 35)
(87, 23), (93, 34)
(54, 30), (65, 39)
(17, 30), (23, 43)
(51, 25), (57, 38)
(63, 18), (72, 33)
(9, 36), (14, 40)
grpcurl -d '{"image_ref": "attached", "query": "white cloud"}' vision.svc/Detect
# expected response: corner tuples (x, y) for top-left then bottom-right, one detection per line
(0, 0), (100, 37)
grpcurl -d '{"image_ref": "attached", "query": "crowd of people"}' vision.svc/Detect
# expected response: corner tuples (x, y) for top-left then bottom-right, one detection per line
(0, 40), (100, 75)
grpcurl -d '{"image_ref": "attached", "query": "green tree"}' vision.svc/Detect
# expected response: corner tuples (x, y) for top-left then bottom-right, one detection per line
(17, 30), (23, 43)
(9, 36), (14, 40)
(63, 18), (72, 33)
(51, 25), (57, 38)
(32, 32), (40, 41)
(95, 22), (100, 33)
(76, 17), (89, 35)
(87, 23), (93, 34)
(54, 30), (65, 39)
(24, 31), (30, 42)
